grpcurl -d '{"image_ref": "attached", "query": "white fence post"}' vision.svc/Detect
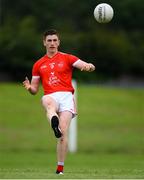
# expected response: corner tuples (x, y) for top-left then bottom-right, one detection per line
(68, 79), (77, 153)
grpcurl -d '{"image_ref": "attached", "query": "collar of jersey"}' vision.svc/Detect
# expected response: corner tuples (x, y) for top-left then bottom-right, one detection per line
(46, 51), (59, 59)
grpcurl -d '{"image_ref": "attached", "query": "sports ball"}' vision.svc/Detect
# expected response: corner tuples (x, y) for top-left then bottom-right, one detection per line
(94, 3), (114, 23)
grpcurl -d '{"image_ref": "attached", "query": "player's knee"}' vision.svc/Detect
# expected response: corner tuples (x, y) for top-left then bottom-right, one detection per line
(60, 126), (67, 135)
(59, 135), (67, 143)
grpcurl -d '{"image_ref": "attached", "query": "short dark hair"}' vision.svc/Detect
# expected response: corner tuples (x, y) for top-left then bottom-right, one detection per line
(43, 29), (59, 39)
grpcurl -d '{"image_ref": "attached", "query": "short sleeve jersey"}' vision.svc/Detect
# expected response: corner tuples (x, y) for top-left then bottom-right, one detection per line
(32, 52), (79, 95)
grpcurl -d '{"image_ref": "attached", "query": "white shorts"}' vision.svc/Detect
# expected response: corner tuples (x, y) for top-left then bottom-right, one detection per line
(42, 92), (77, 118)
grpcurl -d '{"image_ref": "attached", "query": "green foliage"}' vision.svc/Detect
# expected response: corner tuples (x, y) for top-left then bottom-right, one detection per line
(0, 16), (43, 80)
(0, 0), (144, 81)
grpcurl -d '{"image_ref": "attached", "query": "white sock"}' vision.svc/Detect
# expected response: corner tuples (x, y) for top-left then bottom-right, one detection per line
(58, 161), (64, 166)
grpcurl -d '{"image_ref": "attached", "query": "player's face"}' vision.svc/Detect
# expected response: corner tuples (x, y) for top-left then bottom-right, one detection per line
(43, 35), (60, 54)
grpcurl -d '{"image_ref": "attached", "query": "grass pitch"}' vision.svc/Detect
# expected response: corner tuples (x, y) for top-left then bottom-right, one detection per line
(0, 83), (144, 178)
(1, 152), (144, 179)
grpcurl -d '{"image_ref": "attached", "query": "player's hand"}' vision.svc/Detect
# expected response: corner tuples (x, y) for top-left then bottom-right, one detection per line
(88, 63), (95, 72)
(81, 63), (95, 72)
(23, 77), (31, 90)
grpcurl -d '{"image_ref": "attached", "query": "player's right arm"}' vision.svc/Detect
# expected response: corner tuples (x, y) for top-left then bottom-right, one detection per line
(23, 59), (41, 95)
(23, 76), (40, 95)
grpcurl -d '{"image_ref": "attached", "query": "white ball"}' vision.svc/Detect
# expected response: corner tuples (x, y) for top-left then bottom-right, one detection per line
(94, 3), (114, 23)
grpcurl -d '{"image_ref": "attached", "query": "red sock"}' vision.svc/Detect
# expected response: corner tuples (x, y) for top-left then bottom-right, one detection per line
(57, 165), (64, 172)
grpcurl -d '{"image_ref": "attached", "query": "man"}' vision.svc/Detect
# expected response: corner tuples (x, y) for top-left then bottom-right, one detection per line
(23, 29), (95, 175)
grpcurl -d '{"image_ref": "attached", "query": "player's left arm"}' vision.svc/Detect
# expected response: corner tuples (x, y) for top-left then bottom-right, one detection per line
(73, 59), (95, 72)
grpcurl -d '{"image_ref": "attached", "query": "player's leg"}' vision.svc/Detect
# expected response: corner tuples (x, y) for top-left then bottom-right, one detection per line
(56, 110), (72, 174)
(41, 95), (58, 120)
(41, 95), (62, 138)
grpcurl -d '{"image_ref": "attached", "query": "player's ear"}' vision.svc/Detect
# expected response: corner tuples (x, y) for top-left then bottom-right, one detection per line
(58, 39), (60, 46)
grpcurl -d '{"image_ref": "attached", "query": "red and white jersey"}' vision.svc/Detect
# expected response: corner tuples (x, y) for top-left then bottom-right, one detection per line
(32, 51), (79, 95)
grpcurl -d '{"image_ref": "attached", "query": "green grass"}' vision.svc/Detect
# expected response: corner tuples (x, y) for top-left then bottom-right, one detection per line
(1, 152), (144, 179)
(0, 83), (144, 178)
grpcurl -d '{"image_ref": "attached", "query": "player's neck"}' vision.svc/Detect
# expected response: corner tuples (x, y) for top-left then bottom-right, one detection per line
(47, 50), (58, 58)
